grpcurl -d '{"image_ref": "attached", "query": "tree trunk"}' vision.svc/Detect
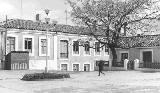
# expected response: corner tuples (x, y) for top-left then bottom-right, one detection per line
(110, 46), (117, 66)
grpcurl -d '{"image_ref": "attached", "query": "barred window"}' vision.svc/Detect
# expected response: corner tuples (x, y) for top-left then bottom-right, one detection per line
(24, 38), (32, 53)
(95, 42), (100, 55)
(73, 41), (79, 54)
(41, 39), (47, 54)
(7, 37), (15, 53)
(105, 44), (109, 55)
(61, 64), (68, 71)
(84, 41), (90, 55)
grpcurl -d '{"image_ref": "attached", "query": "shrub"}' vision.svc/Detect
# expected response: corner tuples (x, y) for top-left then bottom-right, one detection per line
(21, 72), (70, 81)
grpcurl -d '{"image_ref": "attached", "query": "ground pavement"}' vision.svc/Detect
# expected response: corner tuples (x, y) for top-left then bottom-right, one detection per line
(0, 70), (160, 93)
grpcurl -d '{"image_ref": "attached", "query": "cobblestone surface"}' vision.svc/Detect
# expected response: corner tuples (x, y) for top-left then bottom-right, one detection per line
(0, 70), (160, 93)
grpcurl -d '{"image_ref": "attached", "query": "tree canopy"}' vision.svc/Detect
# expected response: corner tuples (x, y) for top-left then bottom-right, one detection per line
(68, 0), (160, 63)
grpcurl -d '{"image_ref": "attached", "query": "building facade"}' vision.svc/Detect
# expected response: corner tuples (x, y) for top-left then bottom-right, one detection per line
(116, 35), (160, 67)
(0, 19), (109, 71)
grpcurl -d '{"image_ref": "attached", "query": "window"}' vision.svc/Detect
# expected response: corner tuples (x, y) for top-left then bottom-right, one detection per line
(7, 37), (15, 53)
(61, 64), (68, 71)
(39, 37), (50, 56)
(84, 64), (90, 71)
(60, 40), (68, 58)
(105, 44), (109, 55)
(121, 53), (128, 62)
(84, 41), (90, 55)
(73, 41), (79, 54)
(73, 64), (79, 71)
(41, 39), (47, 54)
(95, 42), (100, 55)
(24, 38), (32, 53)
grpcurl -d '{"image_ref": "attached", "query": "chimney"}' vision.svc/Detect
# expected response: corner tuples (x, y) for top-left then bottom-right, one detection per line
(36, 14), (40, 21)
(51, 19), (58, 25)
(52, 20), (57, 25)
(137, 34), (141, 36)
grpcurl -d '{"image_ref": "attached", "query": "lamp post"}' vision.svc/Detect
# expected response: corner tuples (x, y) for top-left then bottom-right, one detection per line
(44, 9), (50, 73)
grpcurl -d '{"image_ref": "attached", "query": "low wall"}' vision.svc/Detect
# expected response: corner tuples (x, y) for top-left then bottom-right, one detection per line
(135, 68), (160, 72)
(111, 67), (127, 71)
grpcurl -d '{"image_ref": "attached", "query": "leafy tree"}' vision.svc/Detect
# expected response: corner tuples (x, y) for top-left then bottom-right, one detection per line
(67, 0), (160, 63)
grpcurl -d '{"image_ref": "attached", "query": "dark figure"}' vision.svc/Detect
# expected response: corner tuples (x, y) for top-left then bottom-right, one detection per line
(98, 60), (105, 76)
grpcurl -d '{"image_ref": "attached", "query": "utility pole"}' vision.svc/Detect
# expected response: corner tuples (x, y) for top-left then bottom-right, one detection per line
(44, 9), (50, 73)
(20, 0), (23, 18)
(64, 1), (68, 25)
(5, 15), (7, 56)
(2, 15), (8, 69)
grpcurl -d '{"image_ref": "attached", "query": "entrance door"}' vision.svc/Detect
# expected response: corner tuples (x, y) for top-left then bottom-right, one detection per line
(143, 51), (152, 68)
(84, 64), (90, 71)
(73, 64), (79, 71)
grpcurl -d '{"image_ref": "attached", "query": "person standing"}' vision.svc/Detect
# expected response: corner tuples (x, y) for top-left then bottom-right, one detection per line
(98, 60), (105, 76)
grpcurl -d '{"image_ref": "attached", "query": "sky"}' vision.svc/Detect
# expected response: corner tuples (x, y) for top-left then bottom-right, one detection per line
(0, 0), (73, 25)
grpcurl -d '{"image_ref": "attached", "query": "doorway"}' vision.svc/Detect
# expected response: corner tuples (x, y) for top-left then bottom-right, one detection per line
(143, 51), (152, 68)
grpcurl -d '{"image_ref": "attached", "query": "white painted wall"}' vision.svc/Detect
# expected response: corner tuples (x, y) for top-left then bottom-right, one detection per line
(29, 60), (57, 70)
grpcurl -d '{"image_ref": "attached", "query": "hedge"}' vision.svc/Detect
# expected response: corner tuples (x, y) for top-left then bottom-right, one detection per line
(21, 72), (70, 81)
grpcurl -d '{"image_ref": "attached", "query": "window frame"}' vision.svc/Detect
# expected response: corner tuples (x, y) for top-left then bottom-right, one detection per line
(104, 44), (109, 56)
(84, 41), (91, 56)
(7, 34), (18, 54)
(72, 63), (80, 71)
(94, 41), (101, 56)
(39, 36), (50, 56)
(72, 40), (80, 56)
(60, 63), (69, 71)
(60, 40), (69, 59)
(7, 37), (15, 53)
(23, 35), (34, 56)
(83, 63), (91, 71)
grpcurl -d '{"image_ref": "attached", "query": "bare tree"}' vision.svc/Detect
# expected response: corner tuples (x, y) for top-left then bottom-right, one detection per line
(67, 0), (160, 63)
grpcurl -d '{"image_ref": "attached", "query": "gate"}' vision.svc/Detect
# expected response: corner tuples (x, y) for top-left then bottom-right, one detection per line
(127, 60), (134, 70)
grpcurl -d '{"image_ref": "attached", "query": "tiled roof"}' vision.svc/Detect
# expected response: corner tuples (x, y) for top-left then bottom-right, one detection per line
(118, 35), (160, 48)
(0, 19), (90, 35)
(1, 19), (160, 48)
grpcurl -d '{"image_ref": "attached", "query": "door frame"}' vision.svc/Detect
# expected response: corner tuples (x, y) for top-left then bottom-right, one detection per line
(140, 49), (153, 63)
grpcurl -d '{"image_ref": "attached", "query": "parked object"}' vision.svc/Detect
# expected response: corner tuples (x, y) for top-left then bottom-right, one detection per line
(5, 51), (29, 70)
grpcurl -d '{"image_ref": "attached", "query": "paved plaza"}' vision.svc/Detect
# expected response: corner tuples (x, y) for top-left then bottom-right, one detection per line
(0, 70), (160, 93)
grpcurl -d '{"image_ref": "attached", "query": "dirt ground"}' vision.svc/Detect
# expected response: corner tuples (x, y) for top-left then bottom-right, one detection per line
(0, 70), (160, 93)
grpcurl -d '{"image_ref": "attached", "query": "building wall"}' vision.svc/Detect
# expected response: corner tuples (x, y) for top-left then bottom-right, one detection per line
(56, 34), (109, 71)
(116, 49), (129, 62)
(116, 47), (160, 63)
(129, 48), (140, 61)
(4, 29), (109, 71)
(0, 32), (3, 60)
(116, 48), (140, 62)
(6, 29), (57, 70)
(153, 47), (160, 63)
